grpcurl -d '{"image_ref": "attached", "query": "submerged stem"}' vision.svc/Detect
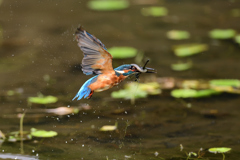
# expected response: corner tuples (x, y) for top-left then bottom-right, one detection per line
(20, 111), (26, 154)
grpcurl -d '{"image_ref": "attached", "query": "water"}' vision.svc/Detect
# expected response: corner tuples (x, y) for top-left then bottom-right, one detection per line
(0, 0), (240, 159)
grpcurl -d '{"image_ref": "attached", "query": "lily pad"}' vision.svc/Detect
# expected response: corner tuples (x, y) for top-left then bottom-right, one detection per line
(210, 79), (240, 87)
(173, 43), (208, 57)
(99, 122), (118, 131)
(141, 6), (168, 17)
(108, 47), (138, 59)
(208, 147), (231, 154)
(112, 82), (160, 104)
(88, 0), (129, 11)
(7, 131), (32, 142)
(133, 82), (161, 95)
(28, 95), (58, 104)
(234, 34), (240, 44)
(209, 29), (236, 39)
(210, 79), (240, 94)
(171, 89), (219, 98)
(171, 60), (192, 71)
(166, 30), (190, 40)
(31, 128), (57, 138)
(111, 88), (148, 99)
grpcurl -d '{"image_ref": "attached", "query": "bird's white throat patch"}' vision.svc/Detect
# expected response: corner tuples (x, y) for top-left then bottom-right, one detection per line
(115, 70), (125, 74)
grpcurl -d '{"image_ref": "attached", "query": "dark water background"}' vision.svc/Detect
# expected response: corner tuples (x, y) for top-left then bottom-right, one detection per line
(1, 0), (240, 159)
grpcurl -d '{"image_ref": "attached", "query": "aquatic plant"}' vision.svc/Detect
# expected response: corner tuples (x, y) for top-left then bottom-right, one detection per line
(31, 128), (58, 138)
(88, 0), (129, 11)
(99, 122), (118, 131)
(111, 82), (160, 104)
(171, 60), (192, 71)
(167, 30), (190, 40)
(173, 43), (208, 57)
(171, 89), (219, 98)
(108, 46), (138, 59)
(141, 6), (168, 17)
(208, 147), (231, 160)
(209, 29), (236, 39)
(28, 94), (58, 105)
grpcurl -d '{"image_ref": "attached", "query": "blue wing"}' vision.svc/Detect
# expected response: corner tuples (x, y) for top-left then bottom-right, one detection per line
(72, 75), (98, 100)
(75, 27), (114, 75)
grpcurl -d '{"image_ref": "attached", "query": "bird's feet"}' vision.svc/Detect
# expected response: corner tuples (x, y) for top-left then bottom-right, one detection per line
(87, 90), (94, 99)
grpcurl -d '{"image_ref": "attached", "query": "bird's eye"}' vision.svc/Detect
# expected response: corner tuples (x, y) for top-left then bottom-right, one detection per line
(131, 66), (136, 70)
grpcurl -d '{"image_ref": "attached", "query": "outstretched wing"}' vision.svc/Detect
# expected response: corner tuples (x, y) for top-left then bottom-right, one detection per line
(75, 27), (114, 75)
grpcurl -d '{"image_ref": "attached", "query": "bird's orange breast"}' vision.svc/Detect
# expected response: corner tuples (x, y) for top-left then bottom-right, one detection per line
(88, 73), (126, 92)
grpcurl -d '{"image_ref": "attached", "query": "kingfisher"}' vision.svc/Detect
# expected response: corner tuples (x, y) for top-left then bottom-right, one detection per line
(72, 27), (155, 101)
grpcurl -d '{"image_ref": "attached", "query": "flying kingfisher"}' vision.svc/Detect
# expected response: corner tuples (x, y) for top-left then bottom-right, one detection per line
(72, 27), (155, 101)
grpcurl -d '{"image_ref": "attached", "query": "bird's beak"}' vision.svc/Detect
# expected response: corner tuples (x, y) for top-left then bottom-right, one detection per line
(144, 67), (156, 73)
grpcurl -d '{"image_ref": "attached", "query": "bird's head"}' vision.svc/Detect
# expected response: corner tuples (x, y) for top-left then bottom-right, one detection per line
(114, 63), (155, 77)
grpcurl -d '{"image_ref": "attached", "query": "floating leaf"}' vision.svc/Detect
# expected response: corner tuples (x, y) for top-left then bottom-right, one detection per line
(188, 152), (197, 157)
(234, 34), (240, 44)
(88, 0), (129, 11)
(166, 30), (190, 40)
(171, 89), (219, 98)
(210, 79), (240, 87)
(210, 79), (240, 94)
(7, 131), (32, 142)
(111, 88), (148, 99)
(108, 47), (138, 59)
(208, 147), (231, 154)
(28, 95), (58, 104)
(100, 122), (118, 131)
(171, 60), (192, 71)
(132, 82), (161, 95)
(31, 128), (57, 138)
(173, 44), (208, 57)
(112, 82), (160, 104)
(141, 6), (168, 17)
(209, 29), (236, 39)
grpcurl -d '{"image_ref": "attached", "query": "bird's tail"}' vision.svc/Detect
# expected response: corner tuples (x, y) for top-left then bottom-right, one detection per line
(72, 76), (98, 101)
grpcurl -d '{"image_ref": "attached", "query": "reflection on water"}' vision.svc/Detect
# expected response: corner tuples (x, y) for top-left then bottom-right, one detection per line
(0, 0), (240, 159)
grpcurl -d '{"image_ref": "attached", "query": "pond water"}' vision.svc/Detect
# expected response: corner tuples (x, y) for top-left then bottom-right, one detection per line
(0, 0), (240, 159)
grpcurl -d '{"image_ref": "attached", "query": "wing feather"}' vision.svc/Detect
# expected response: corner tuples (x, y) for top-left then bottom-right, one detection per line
(75, 27), (114, 75)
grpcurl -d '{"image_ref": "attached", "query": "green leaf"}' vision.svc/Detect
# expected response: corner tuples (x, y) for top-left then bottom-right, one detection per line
(234, 34), (240, 44)
(7, 131), (32, 142)
(173, 43), (208, 57)
(171, 60), (192, 71)
(111, 88), (148, 99)
(99, 122), (118, 131)
(88, 0), (129, 11)
(171, 89), (219, 98)
(210, 79), (240, 94)
(208, 147), (231, 154)
(134, 82), (161, 95)
(28, 95), (58, 104)
(166, 30), (190, 40)
(108, 47), (138, 59)
(209, 29), (236, 39)
(210, 79), (240, 87)
(31, 128), (58, 138)
(141, 7), (168, 17)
